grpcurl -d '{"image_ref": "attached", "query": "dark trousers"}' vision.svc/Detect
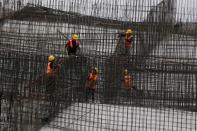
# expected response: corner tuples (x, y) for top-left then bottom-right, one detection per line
(86, 88), (95, 101)
(125, 48), (130, 55)
(68, 47), (77, 55)
(46, 75), (56, 95)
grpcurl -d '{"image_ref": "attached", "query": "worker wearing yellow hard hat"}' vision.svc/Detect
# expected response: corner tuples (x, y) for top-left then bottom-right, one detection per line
(126, 29), (134, 34)
(46, 54), (62, 78)
(121, 69), (137, 92)
(117, 28), (134, 55)
(122, 69), (132, 95)
(125, 28), (134, 49)
(66, 33), (80, 55)
(46, 54), (61, 97)
(47, 55), (55, 74)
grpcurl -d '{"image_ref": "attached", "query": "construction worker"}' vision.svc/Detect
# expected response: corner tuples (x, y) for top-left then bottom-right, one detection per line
(120, 69), (136, 102)
(124, 29), (134, 54)
(122, 69), (136, 91)
(46, 54), (62, 76)
(47, 55), (55, 75)
(119, 28), (134, 54)
(66, 34), (79, 55)
(46, 55), (62, 99)
(85, 67), (99, 102)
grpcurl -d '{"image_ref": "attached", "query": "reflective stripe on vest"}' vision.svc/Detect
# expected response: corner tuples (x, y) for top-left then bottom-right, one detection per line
(69, 40), (73, 48)
(69, 40), (79, 48)
(47, 62), (53, 74)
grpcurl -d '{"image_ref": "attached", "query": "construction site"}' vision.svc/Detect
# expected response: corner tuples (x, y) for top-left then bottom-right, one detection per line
(0, 0), (197, 130)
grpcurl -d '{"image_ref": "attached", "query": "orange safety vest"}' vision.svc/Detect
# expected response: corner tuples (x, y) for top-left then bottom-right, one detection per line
(86, 73), (98, 90)
(123, 75), (133, 89)
(125, 35), (132, 48)
(69, 40), (73, 48)
(69, 40), (79, 48)
(89, 73), (98, 81)
(47, 62), (53, 74)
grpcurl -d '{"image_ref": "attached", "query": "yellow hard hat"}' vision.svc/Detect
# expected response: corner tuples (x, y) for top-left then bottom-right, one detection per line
(48, 55), (55, 62)
(124, 69), (128, 74)
(72, 34), (79, 40)
(126, 29), (133, 34)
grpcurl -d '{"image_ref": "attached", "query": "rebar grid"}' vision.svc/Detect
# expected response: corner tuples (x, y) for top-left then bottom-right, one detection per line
(1, 0), (197, 131)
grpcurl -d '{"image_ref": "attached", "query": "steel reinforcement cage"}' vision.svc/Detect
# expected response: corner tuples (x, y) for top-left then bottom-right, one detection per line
(1, 0), (197, 131)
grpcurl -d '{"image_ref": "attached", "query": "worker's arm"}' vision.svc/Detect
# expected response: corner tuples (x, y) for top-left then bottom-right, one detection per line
(53, 59), (63, 74)
(61, 32), (69, 40)
(87, 73), (93, 80)
(125, 36), (133, 43)
(57, 30), (69, 40)
(128, 35), (133, 40)
(65, 40), (70, 48)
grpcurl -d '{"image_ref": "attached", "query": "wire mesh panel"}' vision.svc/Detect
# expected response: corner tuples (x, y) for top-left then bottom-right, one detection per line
(0, 0), (197, 131)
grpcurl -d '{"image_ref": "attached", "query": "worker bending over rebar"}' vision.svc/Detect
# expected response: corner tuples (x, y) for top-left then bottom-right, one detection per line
(46, 55), (61, 94)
